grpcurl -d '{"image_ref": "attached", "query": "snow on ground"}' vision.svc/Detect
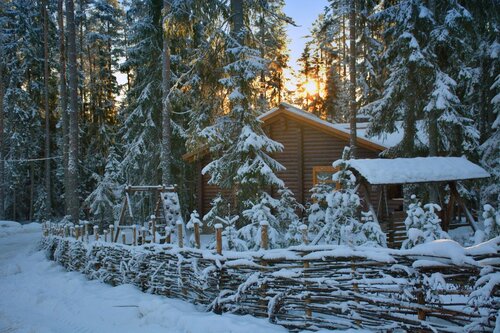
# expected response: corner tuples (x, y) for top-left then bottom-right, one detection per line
(0, 221), (365, 333)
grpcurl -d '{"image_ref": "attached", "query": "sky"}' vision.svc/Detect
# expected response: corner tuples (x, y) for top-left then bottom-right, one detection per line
(283, 0), (329, 77)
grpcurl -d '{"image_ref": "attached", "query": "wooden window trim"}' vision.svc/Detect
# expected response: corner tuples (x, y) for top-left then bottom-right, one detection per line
(313, 166), (340, 188)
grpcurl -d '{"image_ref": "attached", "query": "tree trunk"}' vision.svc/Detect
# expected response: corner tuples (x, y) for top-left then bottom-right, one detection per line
(0, 58), (4, 220)
(161, 0), (173, 185)
(349, 0), (357, 157)
(427, 0), (439, 204)
(58, 0), (70, 215)
(66, 0), (80, 223)
(231, 0), (243, 43)
(43, 0), (52, 217)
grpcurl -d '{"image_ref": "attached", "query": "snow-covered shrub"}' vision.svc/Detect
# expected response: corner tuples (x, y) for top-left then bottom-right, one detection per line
(217, 215), (248, 252)
(186, 210), (203, 248)
(240, 193), (281, 249)
(482, 204), (500, 240)
(360, 211), (387, 247)
(402, 195), (449, 249)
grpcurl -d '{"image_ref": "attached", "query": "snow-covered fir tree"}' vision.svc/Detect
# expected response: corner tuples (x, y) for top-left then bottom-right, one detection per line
(84, 147), (122, 227)
(402, 195), (449, 249)
(201, 0), (293, 233)
(307, 182), (334, 234)
(240, 192), (281, 249)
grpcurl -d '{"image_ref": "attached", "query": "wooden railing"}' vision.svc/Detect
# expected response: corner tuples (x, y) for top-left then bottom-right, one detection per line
(40, 225), (499, 332)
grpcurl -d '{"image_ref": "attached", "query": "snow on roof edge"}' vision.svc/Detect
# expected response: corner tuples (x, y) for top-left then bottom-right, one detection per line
(348, 157), (490, 185)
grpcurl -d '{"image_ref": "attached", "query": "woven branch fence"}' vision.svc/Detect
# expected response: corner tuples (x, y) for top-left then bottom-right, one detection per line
(40, 234), (499, 332)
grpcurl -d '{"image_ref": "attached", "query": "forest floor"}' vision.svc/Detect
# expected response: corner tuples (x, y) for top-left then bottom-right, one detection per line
(0, 221), (368, 333)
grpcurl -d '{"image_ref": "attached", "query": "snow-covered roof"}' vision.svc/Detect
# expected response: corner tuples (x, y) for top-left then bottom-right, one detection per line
(261, 103), (427, 149)
(348, 157), (490, 185)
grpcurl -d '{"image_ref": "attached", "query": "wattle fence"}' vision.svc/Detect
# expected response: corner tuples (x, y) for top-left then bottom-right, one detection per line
(41, 234), (499, 332)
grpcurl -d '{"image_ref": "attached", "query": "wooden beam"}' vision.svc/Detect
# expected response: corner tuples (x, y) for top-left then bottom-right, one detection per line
(297, 125), (304, 206)
(360, 181), (379, 224)
(449, 182), (479, 232)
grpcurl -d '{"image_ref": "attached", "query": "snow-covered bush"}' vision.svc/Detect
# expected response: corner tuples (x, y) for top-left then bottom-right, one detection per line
(360, 211), (387, 247)
(216, 215), (248, 252)
(482, 204), (500, 240)
(402, 195), (449, 249)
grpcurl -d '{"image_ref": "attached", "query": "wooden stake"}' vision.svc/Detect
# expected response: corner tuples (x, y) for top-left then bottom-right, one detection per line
(75, 225), (80, 240)
(151, 215), (156, 243)
(215, 224), (222, 255)
(104, 229), (108, 242)
(70, 226), (75, 238)
(109, 225), (114, 243)
(260, 221), (269, 250)
(93, 225), (99, 241)
(84, 222), (89, 242)
(194, 223), (201, 249)
(122, 233), (126, 245)
(165, 226), (171, 244)
(177, 221), (183, 248)
(142, 227), (147, 245)
(132, 225), (137, 246)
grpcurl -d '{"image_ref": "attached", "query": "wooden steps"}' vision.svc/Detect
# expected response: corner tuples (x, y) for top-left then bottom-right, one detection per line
(386, 211), (406, 249)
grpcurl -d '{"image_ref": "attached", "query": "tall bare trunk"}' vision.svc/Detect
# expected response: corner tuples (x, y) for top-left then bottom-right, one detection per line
(43, 0), (52, 217)
(0, 58), (4, 220)
(161, 0), (172, 185)
(349, 0), (357, 157)
(66, 0), (80, 223)
(58, 0), (70, 214)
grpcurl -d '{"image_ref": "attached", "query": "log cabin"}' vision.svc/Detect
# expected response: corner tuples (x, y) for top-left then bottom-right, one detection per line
(183, 103), (489, 247)
(183, 103), (405, 215)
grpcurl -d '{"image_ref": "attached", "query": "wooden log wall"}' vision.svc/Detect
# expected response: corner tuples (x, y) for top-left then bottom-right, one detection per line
(40, 234), (499, 332)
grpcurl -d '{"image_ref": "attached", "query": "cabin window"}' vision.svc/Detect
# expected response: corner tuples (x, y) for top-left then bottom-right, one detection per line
(312, 166), (338, 186)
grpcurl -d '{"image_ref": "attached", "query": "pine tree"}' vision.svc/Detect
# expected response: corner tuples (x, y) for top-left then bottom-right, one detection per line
(201, 0), (286, 217)
(84, 147), (122, 228)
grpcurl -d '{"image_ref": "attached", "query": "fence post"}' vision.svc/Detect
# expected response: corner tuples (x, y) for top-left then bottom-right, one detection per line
(70, 226), (75, 239)
(84, 222), (89, 242)
(151, 215), (156, 243)
(141, 227), (147, 245)
(165, 226), (171, 244)
(122, 233), (126, 245)
(104, 229), (108, 242)
(300, 224), (309, 245)
(109, 225), (114, 243)
(132, 225), (137, 246)
(93, 225), (99, 241)
(177, 221), (184, 248)
(417, 283), (426, 321)
(75, 225), (80, 240)
(194, 223), (201, 249)
(215, 224), (222, 255)
(260, 221), (269, 250)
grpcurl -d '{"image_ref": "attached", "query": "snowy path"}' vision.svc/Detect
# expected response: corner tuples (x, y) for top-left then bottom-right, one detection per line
(0, 223), (289, 333)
